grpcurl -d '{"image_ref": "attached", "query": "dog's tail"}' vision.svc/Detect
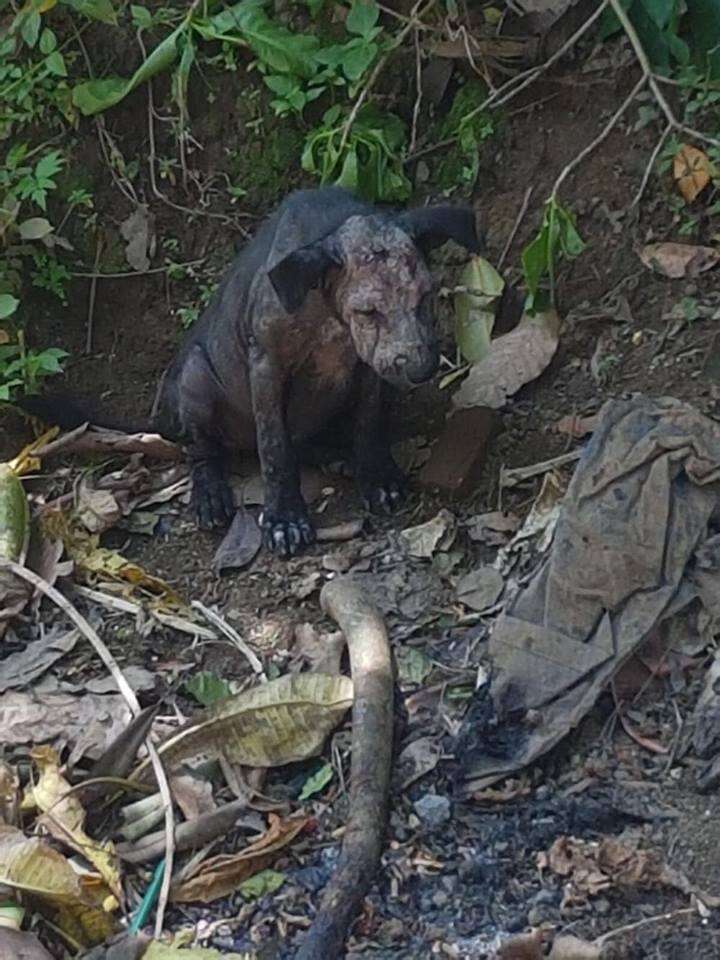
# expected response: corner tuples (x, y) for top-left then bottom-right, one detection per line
(15, 392), (157, 435)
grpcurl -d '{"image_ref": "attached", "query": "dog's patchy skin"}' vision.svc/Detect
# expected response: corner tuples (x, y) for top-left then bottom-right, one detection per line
(27, 188), (482, 556)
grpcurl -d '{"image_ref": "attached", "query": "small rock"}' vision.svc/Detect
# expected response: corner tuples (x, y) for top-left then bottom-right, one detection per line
(414, 793), (451, 828)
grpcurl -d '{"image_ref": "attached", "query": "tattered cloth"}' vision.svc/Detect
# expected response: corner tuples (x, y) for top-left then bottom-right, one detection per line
(463, 395), (720, 791)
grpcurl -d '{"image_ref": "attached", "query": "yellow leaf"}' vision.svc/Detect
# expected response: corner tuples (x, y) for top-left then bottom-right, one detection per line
(28, 746), (123, 903)
(133, 673), (353, 781)
(38, 0), (57, 11)
(0, 824), (116, 946)
(673, 144), (711, 203)
(171, 814), (308, 904)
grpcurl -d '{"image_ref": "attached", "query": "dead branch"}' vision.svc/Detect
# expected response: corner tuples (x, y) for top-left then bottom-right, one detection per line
(296, 578), (394, 960)
(34, 427), (182, 461)
(316, 520), (364, 543)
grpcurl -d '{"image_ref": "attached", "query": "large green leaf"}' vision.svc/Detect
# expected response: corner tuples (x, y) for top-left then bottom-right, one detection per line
(639, 0), (677, 29)
(346, 0), (379, 38)
(195, 2), (320, 78)
(60, 0), (117, 25)
(72, 22), (188, 115)
(687, 0), (720, 77)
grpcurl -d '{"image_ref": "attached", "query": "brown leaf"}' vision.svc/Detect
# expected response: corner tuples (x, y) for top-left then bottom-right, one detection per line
(292, 623), (346, 675)
(553, 413), (598, 438)
(170, 814), (308, 903)
(212, 510), (262, 573)
(639, 242), (720, 279)
(673, 144), (711, 203)
(453, 310), (560, 410)
(548, 935), (601, 960)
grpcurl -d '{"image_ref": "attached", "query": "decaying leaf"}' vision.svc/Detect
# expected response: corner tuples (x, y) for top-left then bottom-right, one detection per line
(453, 310), (560, 410)
(456, 566), (504, 612)
(0, 627), (78, 692)
(134, 673), (353, 780)
(466, 511), (520, 545)
(454, 255), (503, 363)
(553, 413), (598, 438)
(539, 835), (698, 908)
(0, 760), (20, 826)
(0, 689), (132, 764)
(76, 486), (122, 535)
(399, 509), (456, 559)
(25, 746), (122, 901)
(293, 622), (346, 675)
(212, 509), (262, 573)
(0, 825), (117, 946)
(639, 242), (720, 279)
(119, 204), (155, 273)
(142, 944), (248, 959)
(171, 814), (308, 903)
(395, 647), (433, 686)
(396, 736), (440, 789)
(673, 144), (711, 203)
(298, 762), (334, 801)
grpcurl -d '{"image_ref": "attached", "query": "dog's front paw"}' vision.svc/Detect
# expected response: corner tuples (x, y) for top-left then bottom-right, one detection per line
(357, 460), (407, 514)
(260, 504), (316, 557)
(191, 462), (236, 530)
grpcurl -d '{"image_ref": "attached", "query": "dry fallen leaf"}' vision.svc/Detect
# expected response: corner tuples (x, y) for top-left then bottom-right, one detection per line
(119, 204), (154, 273)
(25, 746), (122, 901)
(171, 814), (308, 903)
(673, 144), (711, 203)
(456, 566), (504, 612)
(639, 242), (720, 279)
(399, 509), (456, 559)
(133, 673), (353, 779)
(293, 622), (346, 675)
(453, 309), (560, 410)
(0, 626), (78, 692)
(0, 824), (117, 946)
(212, 509), (262, 573)
(0, 928), (55, 960)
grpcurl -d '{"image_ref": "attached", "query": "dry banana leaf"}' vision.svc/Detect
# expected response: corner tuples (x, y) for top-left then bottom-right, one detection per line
(134, 673), (353, 781)
(171, 813), (308, 904)
(23, 746), (122, 901)
(0, 825), (117, 946)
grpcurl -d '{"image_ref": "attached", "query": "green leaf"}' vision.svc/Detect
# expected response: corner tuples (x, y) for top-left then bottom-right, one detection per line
(131, 4), (153, 29)
(342, 40), (377, 81)
(335, 145), (359, 190)
(239, 869), (285, 901)
(521, 228), (549, 301)
(184, 671), (233, 707)
(346, 0), (379, 38)
(73, 22), (187, 115)
(35, 151), (64, 180)
(18, 217), (53, 240)
(45, 51), (67, 77)
(639, 0), (676, 29)
(39, 28), (57, 54)
(60, 0), (118, 25)
(196, 3), (320, 78)
(395, 647), (432, 685)
(687, 0), (720, 78)
(20, 12), (41, 48)
(0, 295), (19, 320)
(298, 762), (333, 800)
(454, 256), (503, 363)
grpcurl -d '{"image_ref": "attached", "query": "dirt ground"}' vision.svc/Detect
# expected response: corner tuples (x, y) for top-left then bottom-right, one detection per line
(4, 27), (720, 960)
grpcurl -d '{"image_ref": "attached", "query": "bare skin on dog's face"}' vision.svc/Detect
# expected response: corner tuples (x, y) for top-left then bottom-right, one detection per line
(331, 216), (438, 388)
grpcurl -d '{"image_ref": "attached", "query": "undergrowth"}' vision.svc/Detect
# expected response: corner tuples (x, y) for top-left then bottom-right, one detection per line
(1, 0), (719, 403)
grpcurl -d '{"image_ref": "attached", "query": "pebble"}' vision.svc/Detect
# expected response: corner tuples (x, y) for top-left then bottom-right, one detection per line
(414, 793), (451, 828)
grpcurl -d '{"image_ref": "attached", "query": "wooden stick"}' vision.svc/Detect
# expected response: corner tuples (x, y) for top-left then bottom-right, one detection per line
(296, 578), (393, 960)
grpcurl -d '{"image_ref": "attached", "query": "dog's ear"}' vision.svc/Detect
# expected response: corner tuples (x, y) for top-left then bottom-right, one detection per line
(397, 205), (484, 255)
(268, 238), (341, 314)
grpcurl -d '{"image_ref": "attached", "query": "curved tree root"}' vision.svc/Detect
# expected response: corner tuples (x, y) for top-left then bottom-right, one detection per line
(296, 577), (394, 960)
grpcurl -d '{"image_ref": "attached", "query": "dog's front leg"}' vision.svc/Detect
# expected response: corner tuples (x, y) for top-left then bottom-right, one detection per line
(353, 365), (406, 513)
(249, 344), (315, 556)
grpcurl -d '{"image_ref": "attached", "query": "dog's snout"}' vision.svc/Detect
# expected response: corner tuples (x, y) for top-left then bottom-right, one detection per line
(394, 348), (439, 385)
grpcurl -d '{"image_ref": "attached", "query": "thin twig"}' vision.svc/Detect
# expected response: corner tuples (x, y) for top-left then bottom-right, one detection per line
(0, 561), (176, 937)
(632, 121), (672, 208)
(551, 75), (647, 199)
(338, 0), (437, 157)
(594, 907), (695, 947)
(498, 185), (533, 271)
(409, 23), (423, 155)
(85, 232), (103, 355)
(71, 258), (204, 279)
(608, 0), (720, 149)
(191, 600), (266, 681)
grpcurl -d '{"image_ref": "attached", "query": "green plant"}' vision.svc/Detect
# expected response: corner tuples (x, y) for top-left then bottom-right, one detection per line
(599, 0), (720, 78)
(30, 251), (71, 303)
(434, 80), (495, 192)
(521, 198), (585, 311)
(302, 104), (411, 201)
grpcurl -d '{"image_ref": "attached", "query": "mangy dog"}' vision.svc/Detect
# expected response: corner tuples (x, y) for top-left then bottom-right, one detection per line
(22, 187), (482, 556)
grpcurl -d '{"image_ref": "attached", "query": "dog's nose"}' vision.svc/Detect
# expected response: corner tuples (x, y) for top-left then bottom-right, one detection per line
(401, 349), (439, 385)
